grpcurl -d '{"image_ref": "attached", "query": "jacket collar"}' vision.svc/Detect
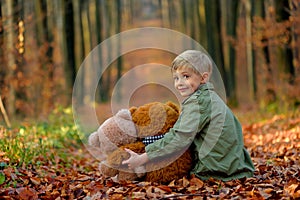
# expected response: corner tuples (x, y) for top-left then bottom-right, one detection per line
(198, 82), (214, 91)
(181, 82), (214, 104)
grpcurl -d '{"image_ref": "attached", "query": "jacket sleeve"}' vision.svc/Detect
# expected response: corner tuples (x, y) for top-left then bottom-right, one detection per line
(145, 98), (209, 160)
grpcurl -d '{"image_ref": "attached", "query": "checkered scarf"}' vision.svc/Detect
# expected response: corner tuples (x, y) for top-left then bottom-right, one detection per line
(142, 135), (165, 146)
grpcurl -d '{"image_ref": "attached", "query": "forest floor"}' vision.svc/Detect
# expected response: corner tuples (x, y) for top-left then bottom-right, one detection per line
(0, 108), (299, 199)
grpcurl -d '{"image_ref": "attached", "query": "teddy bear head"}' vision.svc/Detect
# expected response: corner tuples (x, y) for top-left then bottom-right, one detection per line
(88, 109), (137, 159)
(129, 101), (179, 138)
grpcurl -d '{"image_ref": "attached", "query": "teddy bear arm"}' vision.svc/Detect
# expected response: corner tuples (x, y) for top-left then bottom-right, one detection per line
(118, 169), (139, 181)
(106, 148), (129, 167)
(106, 141), (146, 167)
(99, 161), (119, 178)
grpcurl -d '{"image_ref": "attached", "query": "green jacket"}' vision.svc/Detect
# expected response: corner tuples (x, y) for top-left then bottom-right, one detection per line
(145, 83), (255, 181)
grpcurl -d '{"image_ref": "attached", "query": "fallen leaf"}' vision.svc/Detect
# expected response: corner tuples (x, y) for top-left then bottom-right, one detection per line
(77, 174), (91, 181)
(189, 177), (204, 188)
(182, 176), (189, 187)
(30, 177), (41, 185)
(168, 179), (175, 187)
(187, 185), (200, 193)
(157, 185), (172, 193)
(55, 176), (68, 182)
(264, 188), (274, 194)
(285, 184), (299, 196)
(146, 186), (165, 199)
(131, 191), (146, 199)
(16, 187), (38, 200)
(110, 193), (124, 200)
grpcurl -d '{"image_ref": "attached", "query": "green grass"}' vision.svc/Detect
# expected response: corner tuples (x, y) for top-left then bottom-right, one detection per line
(0, 107), (86, 167)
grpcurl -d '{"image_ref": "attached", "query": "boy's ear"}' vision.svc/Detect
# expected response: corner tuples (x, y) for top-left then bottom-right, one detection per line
(201, 72), (210, 83)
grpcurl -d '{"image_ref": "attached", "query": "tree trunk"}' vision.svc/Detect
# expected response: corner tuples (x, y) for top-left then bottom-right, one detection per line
(179, 0), (187, 33)
(197, 0), (208, 49)
(252, 0), (268, 105)
(0, 1), (3, 95)
(81, 2), (93, 103)
(115, 0), (123, 102)
(94, 0), (103, 103)
(72, 0), (85, 105)
(0, 95), (11, 127)
(204, 0), (226, 99)
(289, 0), (300, 78)
(220, 0), (239, 105)
(98, 0), (114, 102)
(35, 0), (55, 116)
(1, 0), (16, 116)
(160, 0), (170, 28)
(64, 0), (76, 97)
(264, 0), (282, 106)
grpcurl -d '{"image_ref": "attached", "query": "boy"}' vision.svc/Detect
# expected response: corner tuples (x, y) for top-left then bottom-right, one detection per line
(123, 50), (255, 181)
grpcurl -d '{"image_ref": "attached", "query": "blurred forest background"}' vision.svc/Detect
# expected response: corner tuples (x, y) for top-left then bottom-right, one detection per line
(1, 0), (300, 122)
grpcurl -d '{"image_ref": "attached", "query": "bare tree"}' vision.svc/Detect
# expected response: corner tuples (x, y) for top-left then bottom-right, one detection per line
(1, 0), (17, 116)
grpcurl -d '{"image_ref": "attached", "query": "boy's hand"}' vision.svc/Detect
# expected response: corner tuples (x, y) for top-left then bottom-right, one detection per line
(122, 149), (149, 169)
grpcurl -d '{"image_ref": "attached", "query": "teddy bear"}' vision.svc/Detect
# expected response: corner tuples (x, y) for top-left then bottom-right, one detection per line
(88, 108), (137, 162)
(97, 101), (193, 184)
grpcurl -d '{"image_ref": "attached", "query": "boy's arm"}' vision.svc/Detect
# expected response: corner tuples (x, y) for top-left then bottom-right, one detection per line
(122, 149), (149, 169)
(146, 98), (209, 161)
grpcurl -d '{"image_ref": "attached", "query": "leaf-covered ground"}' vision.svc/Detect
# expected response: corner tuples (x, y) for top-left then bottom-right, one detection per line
(0, 114), (299, 199)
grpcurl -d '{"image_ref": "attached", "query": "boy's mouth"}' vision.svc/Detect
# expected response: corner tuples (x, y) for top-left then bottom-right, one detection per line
(178, 88), (188, 93)
(178, 87), (188, 92)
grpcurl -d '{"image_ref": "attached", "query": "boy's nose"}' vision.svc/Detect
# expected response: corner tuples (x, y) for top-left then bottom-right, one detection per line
(177, 78), (184, 84)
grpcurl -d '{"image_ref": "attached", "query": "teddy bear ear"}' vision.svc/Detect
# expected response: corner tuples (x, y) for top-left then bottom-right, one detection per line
(88, 132), (100, 147)
(166, 101), (180, 113)
(129, 106), (137, 115)
(116, 109), (132, 120)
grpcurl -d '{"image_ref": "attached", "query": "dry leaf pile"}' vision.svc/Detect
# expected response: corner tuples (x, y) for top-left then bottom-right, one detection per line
(0, 114), (299, 199)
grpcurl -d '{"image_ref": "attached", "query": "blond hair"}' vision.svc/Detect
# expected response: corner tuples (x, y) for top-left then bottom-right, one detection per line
(171, 50), (212, 77)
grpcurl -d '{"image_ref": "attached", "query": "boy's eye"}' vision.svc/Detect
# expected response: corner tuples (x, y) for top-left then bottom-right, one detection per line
(183, 75), (189, 79)
(173, 77), (179, 81)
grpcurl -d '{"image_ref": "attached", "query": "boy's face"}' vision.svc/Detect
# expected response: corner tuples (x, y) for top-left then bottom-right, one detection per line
(173, 67), (205, 97)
